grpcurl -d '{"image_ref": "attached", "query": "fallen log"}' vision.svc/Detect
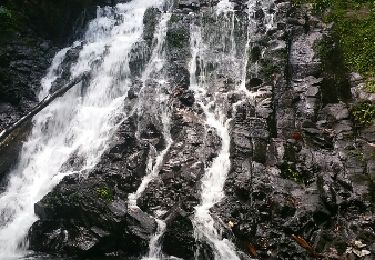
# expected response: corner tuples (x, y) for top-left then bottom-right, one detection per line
(0, 73), (89, 146)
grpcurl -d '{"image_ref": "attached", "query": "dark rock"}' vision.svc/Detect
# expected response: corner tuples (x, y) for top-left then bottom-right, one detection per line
(179, 90), (195, 107)
(162, 208), (196, 259)
(4, 0), (374, 259)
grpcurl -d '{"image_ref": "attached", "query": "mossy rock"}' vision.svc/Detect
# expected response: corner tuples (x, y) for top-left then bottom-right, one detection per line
(352, 102), (375, 128)
(296, 0), (375, 77)
(314, 35), (351, 104)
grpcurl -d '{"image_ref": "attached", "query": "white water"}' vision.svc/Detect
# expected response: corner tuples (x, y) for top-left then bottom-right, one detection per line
(143, 217), (166, 260)
(0, 0), (276, 258)
(189, 1), (241, 257)
(124, 7), (173, 260)
(128, 9), (172, 208)
(190, 0), (275, 259)
(0, 1), (163, 258)
(38, 46), (72, 100)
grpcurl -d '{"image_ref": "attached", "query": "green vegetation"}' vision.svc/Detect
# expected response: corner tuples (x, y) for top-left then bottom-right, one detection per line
(352, 102), (375, 127)
(260, 58), (279, 78)
(0, 6), (12, 18)
(0, 4), (28, 43)
(169, 14), (182, 24)
(0, 6), (15, 38)
(293, 0), (375, 77)
(347, 148), (365, 162)
(281, 163), (305, 183)
(97, 187), (113, 201)
(364, 79), (375, 93)
(314, 35), (351, 103)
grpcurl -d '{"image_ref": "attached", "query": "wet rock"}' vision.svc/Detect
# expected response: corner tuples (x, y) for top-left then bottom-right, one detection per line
(29, 115), (155, 257)
(179, 90), (195, 107)
(30, 198), (156, 257)
(17, 0), (375, 259)
(161, 208), (196, 259)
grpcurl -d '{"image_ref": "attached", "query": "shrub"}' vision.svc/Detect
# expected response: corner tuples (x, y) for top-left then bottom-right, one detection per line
(352, 102), (375, 127)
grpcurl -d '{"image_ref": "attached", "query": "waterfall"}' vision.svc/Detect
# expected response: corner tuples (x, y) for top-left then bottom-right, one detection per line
(189, 1), (241, 258)
(128, 5), (172, 210)
(38, 46), (73, 100)
(143, 214), (167, 260)
(126, 6), (173, 259)
(189, 0), (275, 259)
(0, 0), (163, 258)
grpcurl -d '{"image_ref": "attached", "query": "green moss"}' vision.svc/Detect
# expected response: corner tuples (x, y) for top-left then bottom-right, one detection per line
(0, 6), (16, 39)
(260, 59), (279, 78)
(97, 187), (113, 201)
(314, 36), (351, 103)
(169, 13), (182, 24)
(0, 3), (29, 43)
(0, 6), (12, 18)
(293, 0), (375, 78)
(352, 102), (375, 127)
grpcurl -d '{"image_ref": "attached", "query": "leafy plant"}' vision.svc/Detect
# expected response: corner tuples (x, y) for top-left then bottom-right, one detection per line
(97, 187), (113, 201)
(364, 79), (375, 93)
(352, 102), (375, 127)
(293, 0), (375, 77)
(348, 148), (365, 162)
(0, 6), (12, 18)
(281, 163), (305, 183)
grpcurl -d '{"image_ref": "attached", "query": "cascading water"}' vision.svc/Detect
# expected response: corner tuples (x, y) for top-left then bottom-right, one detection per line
(189, 0), (275, 259)
(0, 0), (164, 258)
(126, 6), (173, 260)
(189, 2), (241, 259)
(38, 46), (73, 100)
(0, 0), (279, 258)
(128, 9), (173, 206)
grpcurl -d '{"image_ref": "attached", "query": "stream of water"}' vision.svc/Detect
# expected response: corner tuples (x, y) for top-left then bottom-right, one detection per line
(0, 0), (277, 259)
(189, 2), (241, 259)
(0, 0), (164, 258)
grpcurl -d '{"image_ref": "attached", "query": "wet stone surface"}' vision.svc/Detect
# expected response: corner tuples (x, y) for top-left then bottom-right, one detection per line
(0, 0), (374, 259)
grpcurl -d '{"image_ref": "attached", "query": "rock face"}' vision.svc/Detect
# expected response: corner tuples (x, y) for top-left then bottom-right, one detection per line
(1, 0), (374, 259)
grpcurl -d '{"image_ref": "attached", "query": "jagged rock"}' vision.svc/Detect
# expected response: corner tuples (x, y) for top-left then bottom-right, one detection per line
(179, 90), (195, 107)
(0, 0), (374, 259)
(161, 208), (196, 259)
(30, 197), (156, 257)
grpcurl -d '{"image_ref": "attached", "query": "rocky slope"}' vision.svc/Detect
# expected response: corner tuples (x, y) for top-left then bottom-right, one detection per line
(1, 0), (374, 259)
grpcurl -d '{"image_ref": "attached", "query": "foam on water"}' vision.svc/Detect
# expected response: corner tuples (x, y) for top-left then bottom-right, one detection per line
(0, 0), (163, 258)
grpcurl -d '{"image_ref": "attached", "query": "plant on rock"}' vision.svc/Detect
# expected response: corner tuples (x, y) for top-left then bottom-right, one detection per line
(281, 163), (305, 184)
(293, 0), (375, 78)
(97, 187), (113, 201)
(166, 29), (188, 49)
(352, 102), (375, 127)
